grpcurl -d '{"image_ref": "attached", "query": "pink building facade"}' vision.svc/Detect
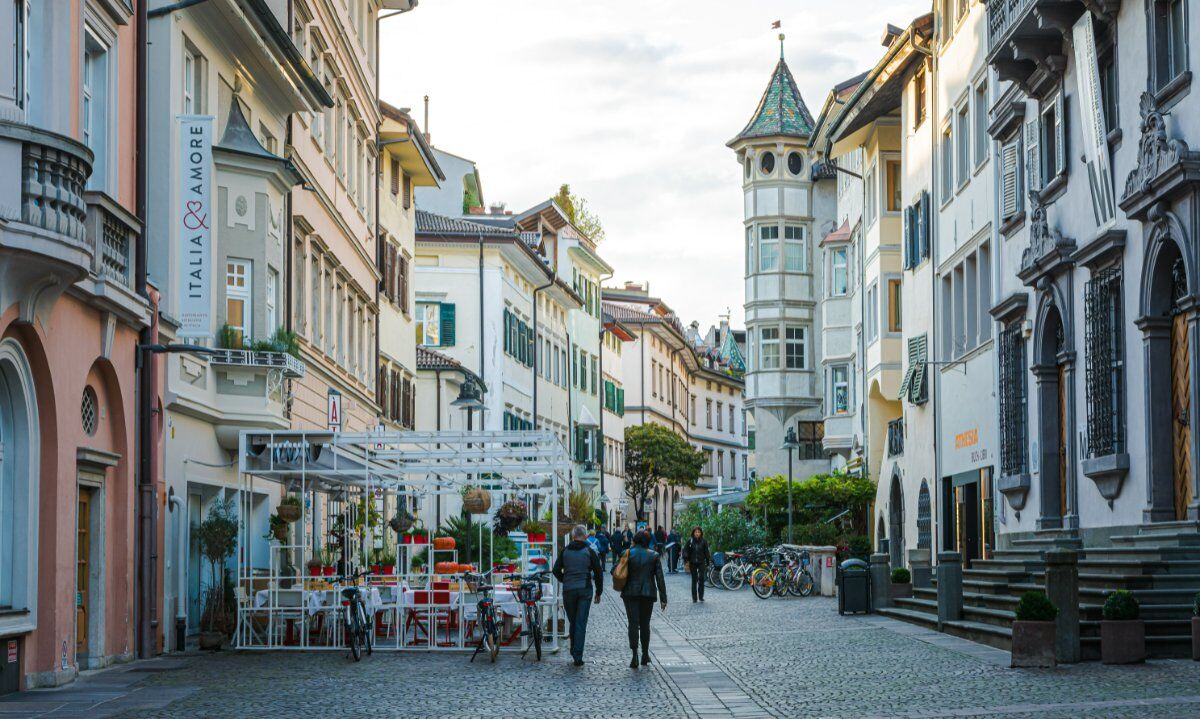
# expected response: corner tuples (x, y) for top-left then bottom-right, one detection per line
(0, 0), (153, 691)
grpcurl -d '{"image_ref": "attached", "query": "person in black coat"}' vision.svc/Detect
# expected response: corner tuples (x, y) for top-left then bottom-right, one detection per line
(609, 527), (626, 572)
(682, 527), (712, 602)
(620, 530), (667, 669)
(553, 525), (605, 666)
(665, 527), (681, 573)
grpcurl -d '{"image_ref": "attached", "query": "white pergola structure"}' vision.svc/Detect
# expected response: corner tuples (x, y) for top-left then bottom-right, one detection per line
(234, 429), (569, 652)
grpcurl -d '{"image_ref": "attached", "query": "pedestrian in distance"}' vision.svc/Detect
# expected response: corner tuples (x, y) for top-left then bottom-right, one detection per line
(666, 526), (681, 573)
(654, 525), (667, 554)
(552, 524), (604, 666)
(620, 530), (667, 669)
(609, 527), (626, 573)
(683, 526), (711, 603)
(594, 525), (611, 569)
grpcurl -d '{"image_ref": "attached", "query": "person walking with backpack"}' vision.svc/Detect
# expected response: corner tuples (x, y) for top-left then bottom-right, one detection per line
(616, 530), (667, 669)
(594, 526), (611, 569)
(683, 526), (711, 602)
(609, 527), (626, 573)
(552, 525), (604, 666)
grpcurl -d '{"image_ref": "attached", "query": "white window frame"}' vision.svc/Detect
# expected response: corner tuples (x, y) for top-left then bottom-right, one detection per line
(182, 39), (205, 114)
(864, 162), (878, 226)
(266, 268), (278, 334)
(866, 282), (879, 344)
(783, 224), (807, 273)
(832, 365), (850, 415)
(760, 326), (780, 370)
(785, 325), (806, 370)
(82, 24), (114, 193)
(225, 258), (252, 344)
(956, 98), (971, 190)
(758, 225), (779, 272)
(830, 247), (849, 296)
(416, 302), (441, 346)
(973, 78), (989, 170)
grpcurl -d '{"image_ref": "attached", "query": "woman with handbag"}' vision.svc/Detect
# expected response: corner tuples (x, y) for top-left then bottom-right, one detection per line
(614, 530), (667, 669)
(683, 526), (711, 603)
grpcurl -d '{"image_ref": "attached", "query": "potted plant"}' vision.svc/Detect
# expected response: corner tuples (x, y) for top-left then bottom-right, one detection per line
(493, 499), (528, 534)
(321, 546), (336, 576)
(378, 547), (397, 576)
(1191, 592), (1200, 661)
(306, 551), (323, 577)
(1101, 589), (1145, 664)
(521, 519), (547, 543)
(277, 494), (302, 523)
(370, 547), (383, 576)
(389, 509), (415, 535)
(409, 525), (430, 545)
(410, 552), (427, 574)
(462, 487), (492, 514)
(889, 568), (913, 600)
(263, 513), (288, 543)
(1011, 590), (1058, 668)
(195, 498), (239, 650)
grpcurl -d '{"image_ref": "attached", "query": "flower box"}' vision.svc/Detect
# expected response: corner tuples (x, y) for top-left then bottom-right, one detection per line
(526, 533), (547, 543)
(1101, 620), (1146, 664)
(888, 582), (912, 600)
(322, 566), (335, 577)
(1010, 620), (1056, 668)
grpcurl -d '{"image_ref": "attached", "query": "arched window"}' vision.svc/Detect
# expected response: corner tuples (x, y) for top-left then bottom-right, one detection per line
(917, 481), (932, 549)
(759, 152), (775, 175)
(0, 340), (38, 617)
(787, 151), (803, 176)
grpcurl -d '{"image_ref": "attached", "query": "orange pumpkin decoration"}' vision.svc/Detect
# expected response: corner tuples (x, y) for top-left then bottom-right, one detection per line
(434, 561), (457, 574)
(433, 536), (456, 550)
(457, 563), (474, 574)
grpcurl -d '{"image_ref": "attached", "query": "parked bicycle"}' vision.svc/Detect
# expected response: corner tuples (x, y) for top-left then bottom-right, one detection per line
(335, 569), (374, 661)
(748, 548), (815, 599)
(466, 571), (501, 663)
(517, 570), (551, 661)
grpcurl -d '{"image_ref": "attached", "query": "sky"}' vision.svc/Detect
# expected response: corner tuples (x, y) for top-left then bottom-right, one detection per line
(380, 0), (929, 328)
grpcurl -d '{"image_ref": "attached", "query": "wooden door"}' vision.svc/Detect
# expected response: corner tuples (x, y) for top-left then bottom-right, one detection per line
(1171, 312), (1193, 520)
(1057, 364), (1068, 519)
(76, 488), (93, 657)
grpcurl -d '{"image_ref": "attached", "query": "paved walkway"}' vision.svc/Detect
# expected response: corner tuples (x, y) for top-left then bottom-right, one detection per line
(3, 573), (1200, 718)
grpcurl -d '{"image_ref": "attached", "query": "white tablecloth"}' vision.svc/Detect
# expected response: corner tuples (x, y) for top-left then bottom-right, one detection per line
(254, 586), (384, 617)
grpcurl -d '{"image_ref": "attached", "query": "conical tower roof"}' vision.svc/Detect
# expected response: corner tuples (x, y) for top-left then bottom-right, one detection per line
(728, 55), (815, 146)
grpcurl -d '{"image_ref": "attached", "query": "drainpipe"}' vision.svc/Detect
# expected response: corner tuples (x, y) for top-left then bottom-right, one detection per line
(597, 269), (613, 523)
(923, 35), (942, 562)
(478, 232), (485, 386)
(435, 369), (442, 527)
(168, 490), (185, 652)
(531, 277), (554, 428)
(135, 0), (159, 660)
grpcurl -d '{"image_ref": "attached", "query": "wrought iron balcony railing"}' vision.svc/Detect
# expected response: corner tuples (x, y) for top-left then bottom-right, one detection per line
(209, 348), (306, 379)
(886, 417), (905, 457)
(986, 0), (1035, 55)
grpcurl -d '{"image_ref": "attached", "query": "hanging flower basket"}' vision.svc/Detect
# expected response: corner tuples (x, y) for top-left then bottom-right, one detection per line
(389, 511), (415, 534)
(463, 488), (492, 514)
(493, 499), (528, 535)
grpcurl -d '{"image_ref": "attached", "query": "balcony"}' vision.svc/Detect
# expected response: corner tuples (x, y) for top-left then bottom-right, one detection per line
(985, 0), (1108, 95)
(74, 191), (151, 324)
(0, 120), (94, 321)
(169, 348), (305, 450)
(886, 418), (905, 457)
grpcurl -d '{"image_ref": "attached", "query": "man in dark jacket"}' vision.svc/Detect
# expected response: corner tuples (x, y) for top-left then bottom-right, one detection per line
(609, 527), (626, 572)
(620, 530), (668, 668)
(665, 527), (681, 573)
(552, 525), (604, 666)
(594, 526), (611, 569)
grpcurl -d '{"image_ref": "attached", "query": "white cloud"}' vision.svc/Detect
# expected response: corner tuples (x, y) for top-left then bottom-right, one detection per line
(381, 0), (929, 327)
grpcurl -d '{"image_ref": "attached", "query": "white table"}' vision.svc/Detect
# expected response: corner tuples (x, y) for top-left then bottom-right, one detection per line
(255, 586), (385, 617)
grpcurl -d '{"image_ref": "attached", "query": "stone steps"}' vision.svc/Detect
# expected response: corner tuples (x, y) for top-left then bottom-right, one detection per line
(877, 606), (1012, 651)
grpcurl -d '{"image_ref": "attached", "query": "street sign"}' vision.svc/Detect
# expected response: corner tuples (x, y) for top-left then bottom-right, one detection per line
(598, 493), (610, 504)
(327, 389), (343, 432)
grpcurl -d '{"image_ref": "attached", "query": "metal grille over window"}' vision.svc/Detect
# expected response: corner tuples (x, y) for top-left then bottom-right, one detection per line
(81, 386), (98, 436)
(1084, 267), (1124, 457)
(998, 324), (1028, 476)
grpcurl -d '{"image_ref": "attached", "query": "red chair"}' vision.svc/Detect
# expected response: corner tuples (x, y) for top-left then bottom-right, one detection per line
(404, 590), (457, 646)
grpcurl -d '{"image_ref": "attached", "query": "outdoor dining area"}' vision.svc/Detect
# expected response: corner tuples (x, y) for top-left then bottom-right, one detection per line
(231, 429), (568, 654)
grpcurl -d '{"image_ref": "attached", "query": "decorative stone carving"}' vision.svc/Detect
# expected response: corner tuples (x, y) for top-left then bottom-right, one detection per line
(1021, 191), (1070, 271)
(1123, 92), (1190, 201)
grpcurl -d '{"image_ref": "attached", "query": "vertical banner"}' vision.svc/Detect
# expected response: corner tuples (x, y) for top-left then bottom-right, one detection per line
(1072, 14), (1115, 227)
(177, 115), (214, 339)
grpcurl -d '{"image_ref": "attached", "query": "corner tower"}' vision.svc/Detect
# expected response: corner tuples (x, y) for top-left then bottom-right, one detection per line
(728, 39), (835, 480)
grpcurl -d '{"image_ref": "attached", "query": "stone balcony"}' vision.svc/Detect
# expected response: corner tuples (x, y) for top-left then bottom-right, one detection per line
(986, 0), (1115, 95)
(168, 348), (305, 450)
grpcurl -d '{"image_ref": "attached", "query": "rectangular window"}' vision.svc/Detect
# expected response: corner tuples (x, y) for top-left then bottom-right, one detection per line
(785, 326), (806, 369)
(999, 324), (1028, 476)
(729, 404), (735, 434)
(1084, 268), (1125, 457)
(416, 302), (441, 346)
(795, 421), (825, 460)
(758, 225), (779, 272)
(885, 159), (901, 212)
(866, 283), (879, 343)
(745, 226), (754, 275)
(913, 65), (927, 128)
(784, 225), (806, 272)
(1040, 102), (1058, 187)
(323, 272), (333, 354)
(760, 327), (780, 369)
(974, 81), (988, 168)
(1099, 47), (1118, 136)
(865, 164), (877, 225)
(83, 31), (110, 192)
(310, 257), (321, 340)
(832, 365), (849, 414)
(266, 268), (278, 333)
(887, 279), (902, 333)
(999, 138), (1022, 221)
(940, 123), (953, 202)
(1152, 0), (1188, 93)
(182, 41), (205, 114)
(831, 247), (848, 296)
(956, 102), (970, 188)
(225, 259), (252, 346)
(706, 398), (713, 428)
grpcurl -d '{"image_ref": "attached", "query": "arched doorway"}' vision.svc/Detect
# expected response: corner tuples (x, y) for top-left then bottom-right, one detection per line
(888, 473), (904, 569)
(1141, 227), (1196, 521)
(1033, 300), (1070, 527)
(0, 338), (39, 623)
(917, 481), (931, 550)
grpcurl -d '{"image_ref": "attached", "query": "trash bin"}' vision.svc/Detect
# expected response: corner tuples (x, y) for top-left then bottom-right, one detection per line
(838, 558), (871, 615)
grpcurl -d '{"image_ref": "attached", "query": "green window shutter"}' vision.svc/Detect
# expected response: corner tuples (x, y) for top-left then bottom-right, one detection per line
(439, 303), (456, 346)
(617, 387), (624, 416)
(900, 335), (919, 402)
(912, 334), (929, 404)
(527, 326), (535, 367)
(503, 310), (511, 354)
(575, 426), (586, 461)
(747, 429), (755, 450)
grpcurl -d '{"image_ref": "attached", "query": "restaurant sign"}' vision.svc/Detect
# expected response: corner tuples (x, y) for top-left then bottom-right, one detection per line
(177, 115), (213, 339)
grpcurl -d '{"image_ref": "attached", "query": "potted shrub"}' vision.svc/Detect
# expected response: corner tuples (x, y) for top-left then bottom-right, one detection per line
(378, 547), (397, 576)
(1101, 589), (1145, 664)
(889, 568), (913, 600)
(389, 509), (415, 535)
(277, 494), (302, 523)
(195, 498), (239, 650)
(263, 513), (288, 543)
(521, 519), (547, 543)
(409, 526), (430, 545)
(1011, 591), (1058, 668)
(306, 552), (323, 577)
(1191, 591), (1200, 661)
(321, 546), (336, 577)
(370, 547), (383, 576)
(493, 499), (528, 534)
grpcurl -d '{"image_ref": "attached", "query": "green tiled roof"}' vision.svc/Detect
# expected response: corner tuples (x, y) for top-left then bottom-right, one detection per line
(731, 58), (815, 144)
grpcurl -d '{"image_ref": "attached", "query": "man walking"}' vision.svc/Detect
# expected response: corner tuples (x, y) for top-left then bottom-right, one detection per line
(552, 525), (604, 666)
(666, 526), (681, 573)
(609, 527), (626, 572)
(595, 525), (611, 569)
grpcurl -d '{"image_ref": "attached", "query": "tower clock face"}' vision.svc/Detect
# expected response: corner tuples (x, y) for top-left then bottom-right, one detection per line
(760, 152), (775, 175)
(788, 151), (803, 176)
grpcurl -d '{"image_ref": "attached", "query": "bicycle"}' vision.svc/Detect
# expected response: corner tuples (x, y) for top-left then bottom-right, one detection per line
(517, 570), (551, 661)
(334, 569), (374, 661)
(786, 550), (815, 597)
(720, 547), (767, 591)
(467, 571), (501, 663)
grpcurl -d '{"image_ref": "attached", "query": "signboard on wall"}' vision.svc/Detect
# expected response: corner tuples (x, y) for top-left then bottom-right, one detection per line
(327, 389), (343, 432)
(177, 115), (214, 339)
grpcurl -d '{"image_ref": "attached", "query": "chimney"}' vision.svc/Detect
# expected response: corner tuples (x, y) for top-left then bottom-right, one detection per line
(467, 206), (485, 215)
(423, 94), (431, 143)
(489, 202), (507, 215)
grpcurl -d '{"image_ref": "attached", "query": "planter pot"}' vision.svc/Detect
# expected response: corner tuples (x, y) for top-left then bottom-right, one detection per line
(198, 631), (224, 651)
(1101, 620), (1146, 664)
(463, 488), (492, 514)
(888, 582), (913, 600)
(401, 534), (413, 545)
(527, 533), (547, 543)
(322, 566), (335, 577)
(1011, 620), (1057, 668)
(277, 504), (302, 523)
(307, 565), (322, 577)
(370, 564), (382, 575)
(1191, 617), (1200, 661)
(389, 514), (414, 534)
(382, 564), (395, 575)
(412, 534), (430, 545)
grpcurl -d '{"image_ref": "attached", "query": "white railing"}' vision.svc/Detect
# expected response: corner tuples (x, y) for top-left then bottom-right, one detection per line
(210, 348), (305, 378)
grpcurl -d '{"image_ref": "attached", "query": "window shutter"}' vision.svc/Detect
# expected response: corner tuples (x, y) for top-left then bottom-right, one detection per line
(1000, 140), (1020, 219)
(1024, 117), (1040, 192)
(912, 334), (929, 404)
(1054, 93), (1068, 178)
(527, 327), (535, 368)
(918, 191), (930, 261)
(898, 337), (916, 401)
(399, 256), (409, 314)
(390, 158), (400, 195)
(575, 426), (586, 461)
(439, 303), (455, 346)
(377, 366), (387, 415)
(403, 173), (412, 210)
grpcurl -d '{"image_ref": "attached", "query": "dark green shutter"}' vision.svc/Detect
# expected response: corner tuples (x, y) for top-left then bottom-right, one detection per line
(575, 426), (586, 461)
(617, 387), (624, 416)
(439, 303), (456, 346)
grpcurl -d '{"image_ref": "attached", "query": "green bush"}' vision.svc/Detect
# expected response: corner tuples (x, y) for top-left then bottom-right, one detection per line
(438, 515), (517, 564)
(746, 471), (873, 532)
(843, 535), (872, 561)
(891, 568), (911, 584)
(1014, 591), (1058, 622)
(673, 500), (768, 552)
(1102, 590), (1140, 621)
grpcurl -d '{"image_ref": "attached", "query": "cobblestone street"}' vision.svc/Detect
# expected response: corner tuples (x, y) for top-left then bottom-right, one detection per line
(4, 573), (1200, 719)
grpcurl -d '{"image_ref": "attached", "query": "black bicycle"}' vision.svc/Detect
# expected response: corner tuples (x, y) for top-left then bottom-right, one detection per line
(336, 570), (374, 661)
(467, 571), (500, 663)
(518, 570), (551, 661)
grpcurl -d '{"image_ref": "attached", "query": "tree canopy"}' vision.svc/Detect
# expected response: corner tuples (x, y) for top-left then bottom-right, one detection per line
(553, 183), (606, 243)
(623, 423), (705, 521)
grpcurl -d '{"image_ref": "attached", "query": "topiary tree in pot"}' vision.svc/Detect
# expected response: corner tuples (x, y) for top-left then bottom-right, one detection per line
(1011, 591), (1058, 668)
(889, 567), (913, 600)
(195, 498), (239, 650)
(1101, 589), (1144, 665)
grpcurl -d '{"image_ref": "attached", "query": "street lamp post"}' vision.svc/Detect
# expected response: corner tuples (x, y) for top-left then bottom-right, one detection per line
(452, 376), (486, 567)
(782, 427), (799, 545)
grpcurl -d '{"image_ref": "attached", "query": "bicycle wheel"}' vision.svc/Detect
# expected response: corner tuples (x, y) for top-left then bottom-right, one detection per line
(750, 569), (773, 599)
(720, 563), (744, 591)
(530, 607), (542, 661)
(705, 564), (719, 588)
(796, 569), (815, 597)
(360, 604), (373, 655)
(346, 615), (362, 662)
(488, 616), (500, 662)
